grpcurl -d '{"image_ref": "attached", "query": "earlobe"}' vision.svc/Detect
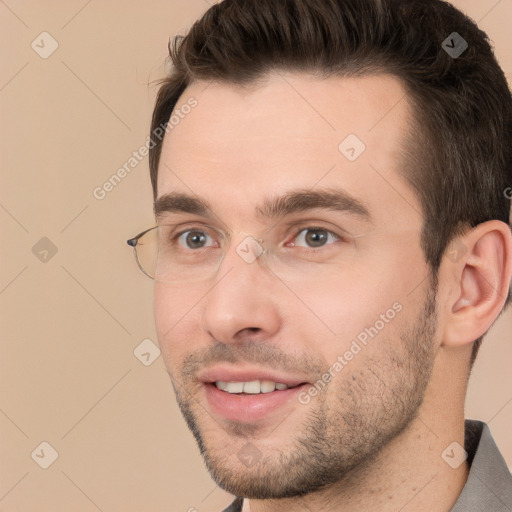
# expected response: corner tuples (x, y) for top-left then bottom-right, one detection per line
(442, 221), (512, 348)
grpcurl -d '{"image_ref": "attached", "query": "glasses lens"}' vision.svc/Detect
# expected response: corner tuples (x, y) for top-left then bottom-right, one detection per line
(133, 226), (223, 283)
(130, 225), (358, 285)
(133, 227), (159, 279)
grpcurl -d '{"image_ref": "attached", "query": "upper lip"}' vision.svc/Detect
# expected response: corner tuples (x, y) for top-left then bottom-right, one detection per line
(198, 365), (310, 387)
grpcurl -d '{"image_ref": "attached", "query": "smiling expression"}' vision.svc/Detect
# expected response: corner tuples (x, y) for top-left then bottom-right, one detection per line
(153, 71), (440, 498)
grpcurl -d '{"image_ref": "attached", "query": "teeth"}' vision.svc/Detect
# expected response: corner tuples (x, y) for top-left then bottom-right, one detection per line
(224, 382), (244, 393)
(215, 380), (290, 394)
(260, 380), (276, 393)
(215, 381), (228, 391)
(243, 380), (261, 394)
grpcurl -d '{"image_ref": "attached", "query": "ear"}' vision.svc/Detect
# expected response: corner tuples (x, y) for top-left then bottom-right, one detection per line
(441, 220), (512, 348)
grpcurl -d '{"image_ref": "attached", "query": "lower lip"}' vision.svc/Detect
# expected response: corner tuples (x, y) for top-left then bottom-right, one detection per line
(204, 383), (308, 423)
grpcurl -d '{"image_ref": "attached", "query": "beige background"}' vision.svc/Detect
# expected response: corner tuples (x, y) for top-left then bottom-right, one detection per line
(0, 1), (511, 511)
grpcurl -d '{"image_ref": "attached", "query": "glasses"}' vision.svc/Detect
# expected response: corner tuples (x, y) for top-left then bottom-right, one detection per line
(126, 222), (357, 285)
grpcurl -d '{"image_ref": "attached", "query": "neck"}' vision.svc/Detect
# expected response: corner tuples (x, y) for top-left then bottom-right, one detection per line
(247, 413), (469, 512)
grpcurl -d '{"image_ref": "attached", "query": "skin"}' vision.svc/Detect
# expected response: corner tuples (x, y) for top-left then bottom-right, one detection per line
(153, 72), (512, 511)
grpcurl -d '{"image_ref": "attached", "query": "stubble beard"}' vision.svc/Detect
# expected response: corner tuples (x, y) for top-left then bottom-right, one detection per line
(171, 281), (439, 499)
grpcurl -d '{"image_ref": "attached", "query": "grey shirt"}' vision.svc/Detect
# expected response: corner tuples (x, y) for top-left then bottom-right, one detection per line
(222, 420), (512, 511)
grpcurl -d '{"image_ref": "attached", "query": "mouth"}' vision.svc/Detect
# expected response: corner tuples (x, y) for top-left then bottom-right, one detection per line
(213, 379), (304, 394)
(200, 369), (311, 423)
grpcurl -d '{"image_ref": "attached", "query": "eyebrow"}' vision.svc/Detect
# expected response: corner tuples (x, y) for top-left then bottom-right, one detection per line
(154, 188), (372, 223)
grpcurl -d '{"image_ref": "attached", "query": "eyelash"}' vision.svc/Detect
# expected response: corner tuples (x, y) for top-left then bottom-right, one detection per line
(172, 225), (344, 250)
(288, 225), (342, 248)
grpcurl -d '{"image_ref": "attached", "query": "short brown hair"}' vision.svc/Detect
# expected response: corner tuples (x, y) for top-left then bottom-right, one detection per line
(149, 0), (512, 363)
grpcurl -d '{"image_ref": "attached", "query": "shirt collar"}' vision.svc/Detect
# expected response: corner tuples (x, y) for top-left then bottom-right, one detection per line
(450, 419), (512, 511)
(227, 420), (512, 512)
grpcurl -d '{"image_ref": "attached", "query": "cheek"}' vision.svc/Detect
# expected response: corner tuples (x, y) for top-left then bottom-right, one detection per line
(153, 284), (171, 331)
(289, 269), (412, 363)
(153, 284), (200, 368)
(154, 283), (199, 328)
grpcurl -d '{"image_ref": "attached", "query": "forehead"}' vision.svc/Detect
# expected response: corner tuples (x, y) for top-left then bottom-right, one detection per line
(157, 72), (422, 232)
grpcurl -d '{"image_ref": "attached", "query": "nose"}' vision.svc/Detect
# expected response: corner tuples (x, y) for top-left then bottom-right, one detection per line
(199, 234), (282, 343)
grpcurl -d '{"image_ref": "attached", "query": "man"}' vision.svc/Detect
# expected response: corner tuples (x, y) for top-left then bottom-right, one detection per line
(127, 0), (512, 510)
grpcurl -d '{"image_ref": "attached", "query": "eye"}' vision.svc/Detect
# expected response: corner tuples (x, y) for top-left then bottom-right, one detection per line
(176, 229), (216, 250)
(290, 227), (341, 248)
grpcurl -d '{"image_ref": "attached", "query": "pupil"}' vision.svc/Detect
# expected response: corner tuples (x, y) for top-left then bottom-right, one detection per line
(187, 231), (206, 248)
(306, 230), (327, 247)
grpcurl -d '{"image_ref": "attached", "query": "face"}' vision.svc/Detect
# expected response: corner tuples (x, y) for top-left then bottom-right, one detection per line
(154, 72), (440, 498)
